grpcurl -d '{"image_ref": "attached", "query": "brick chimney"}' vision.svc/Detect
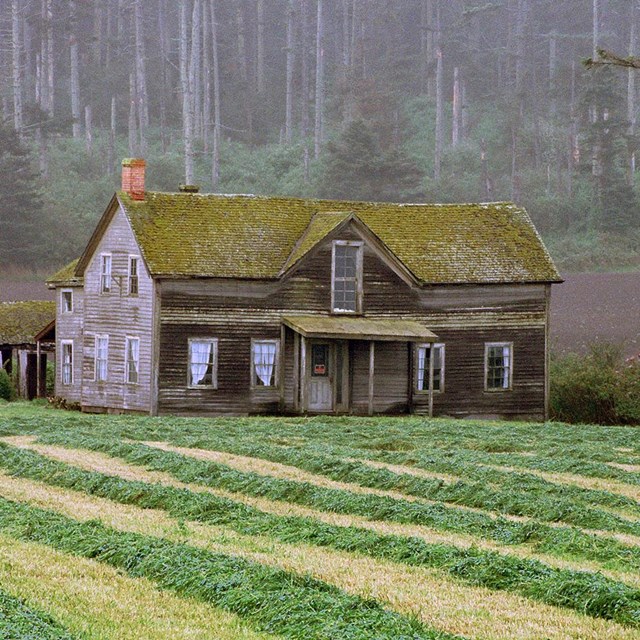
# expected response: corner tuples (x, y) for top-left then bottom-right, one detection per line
(121, 158), (146, 200)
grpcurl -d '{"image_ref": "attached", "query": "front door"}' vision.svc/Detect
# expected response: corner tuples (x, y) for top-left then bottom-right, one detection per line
(308, 343), (333, 412)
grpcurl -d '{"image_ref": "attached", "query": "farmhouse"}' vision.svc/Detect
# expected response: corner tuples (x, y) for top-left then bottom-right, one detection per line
(49, 158), (561, 419)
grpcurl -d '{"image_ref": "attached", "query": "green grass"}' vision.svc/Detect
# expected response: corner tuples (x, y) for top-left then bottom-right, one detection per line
(0, 497), (457, 640)
(2, 441), (640, 627)
(0, 589), (78, 640)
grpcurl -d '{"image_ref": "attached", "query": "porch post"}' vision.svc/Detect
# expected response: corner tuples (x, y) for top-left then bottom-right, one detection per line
(368, 340), (375, 416)
(279, 325), (286, 411)
(428, 343), (435, 418)
(293, 331), (300, 412)
(300, 335), (307, 413)
(36, 341), (41, 398)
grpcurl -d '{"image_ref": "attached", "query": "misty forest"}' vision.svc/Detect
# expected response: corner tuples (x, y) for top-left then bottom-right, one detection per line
(1, 0), (639, 272)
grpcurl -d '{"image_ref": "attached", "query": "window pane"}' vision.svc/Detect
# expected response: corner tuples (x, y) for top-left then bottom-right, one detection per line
(487, 345), (510, 389)
(253, 341), (277, 386)
(190, 340), (215, 386)
(332, 244), (361, 313)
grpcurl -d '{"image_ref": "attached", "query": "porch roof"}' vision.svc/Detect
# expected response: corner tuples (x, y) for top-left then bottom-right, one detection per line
(283, 315), (438, 342)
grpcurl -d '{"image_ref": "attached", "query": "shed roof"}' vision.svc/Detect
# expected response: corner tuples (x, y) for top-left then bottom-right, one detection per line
(0, 301), (56, 345)
(84, 192), (562, 285)
(47, 259), (83, 287)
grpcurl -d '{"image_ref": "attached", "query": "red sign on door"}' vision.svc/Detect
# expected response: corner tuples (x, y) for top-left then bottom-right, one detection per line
(314, 364), (326, 375)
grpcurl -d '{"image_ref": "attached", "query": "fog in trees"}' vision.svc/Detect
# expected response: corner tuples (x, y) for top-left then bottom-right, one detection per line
(1, 0), (639, 271)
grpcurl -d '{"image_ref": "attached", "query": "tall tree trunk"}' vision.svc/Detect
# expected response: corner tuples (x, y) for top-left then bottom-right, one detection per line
(548, 31), (557, 118)
(301, 0), (310, 139)
(452, 67), (461, 147)
(85, 104), (93, 154)
(158, 0), (170, 152)
(209, 0), (221, 189)
(180, 0), (195, 183)
(285, 0), (295, 143)
(45, 0), (54, 117)
(592, 0), (599, 60)
(314, 0), (325, 159)
(256, 0), (265, 94)
(69, 0), (81, 138)
(190, 0), (202, 143)
(134, 0), (149, 156)
(108, 96), (116, 177)
(434, 4), (443, 181)
(421, 0), (434, 97)
(235, 1), (252, 141)
(12, 0), (23, 134)
(202, 1), (211, 152)
(128, 71), (138, 156)
(628, 1), (637, 181)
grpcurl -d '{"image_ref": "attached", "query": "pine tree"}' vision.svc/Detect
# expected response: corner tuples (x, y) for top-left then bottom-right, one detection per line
(0, 121), (45, 267)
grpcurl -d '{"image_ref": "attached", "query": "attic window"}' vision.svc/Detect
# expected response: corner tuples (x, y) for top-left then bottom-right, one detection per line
(100, 254), (112, 293)
(61, 290), (73, 313)
(128, 256), (139, 296)
(331, 241), (363, 314)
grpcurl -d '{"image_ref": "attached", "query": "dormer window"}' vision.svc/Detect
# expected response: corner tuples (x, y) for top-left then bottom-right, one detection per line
(100, 254), (112, 293)
(331, 241), (363, 313)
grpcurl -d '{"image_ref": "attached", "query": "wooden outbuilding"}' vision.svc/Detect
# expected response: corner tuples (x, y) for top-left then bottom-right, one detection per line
(0, 301), (56, 399)
(48, 158), (562, 419)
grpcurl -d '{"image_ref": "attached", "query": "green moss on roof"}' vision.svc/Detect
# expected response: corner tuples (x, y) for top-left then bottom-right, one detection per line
(0, 301), (55, 345)
(47, 259), (82, 286)
(118, 192), (561, 284)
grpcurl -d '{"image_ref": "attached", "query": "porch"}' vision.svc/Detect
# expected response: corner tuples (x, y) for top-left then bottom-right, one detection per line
(282, 315), (438, 416)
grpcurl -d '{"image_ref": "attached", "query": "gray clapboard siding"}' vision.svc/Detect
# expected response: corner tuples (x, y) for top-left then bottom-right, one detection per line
(55, 286), (84, 403)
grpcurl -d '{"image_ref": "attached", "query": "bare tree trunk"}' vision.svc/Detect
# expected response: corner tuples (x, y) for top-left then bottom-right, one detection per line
(190, 0), (202, 143)
(285, 0), (295, 143)
(421, 0), (434, 96)
(548, 31), (557, 118)
(180, 0), (195, 184)
(593, 0), (599, 60)
(434, 4), (443, 181)
(568, 60), (578, 197)
(128, 71), (138, 156)
(202, 1), (211, 152)
(628, 1), (637, 181)
(159, 0), (170, 152)
(108, 96), (116, 177)
(45, 0), (54, 117)
(342, 0), (350, 69)
(12, 0), (23, 134)
(69, 0), (81, 138)
(301, 0), (310, 140)
(85, 105), (93, 154)
(257, 0), (265, 94)
(209, 0), (221, 189)
(134, 0), (149, 156)
(480, 139), (493, 201)
(452, 67), (461, 147)
(235, 1), (252, 141)
(314, 0), (325, 159)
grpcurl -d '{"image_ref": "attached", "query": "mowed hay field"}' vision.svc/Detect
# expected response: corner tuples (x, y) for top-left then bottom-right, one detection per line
(2, 407), (640, 639)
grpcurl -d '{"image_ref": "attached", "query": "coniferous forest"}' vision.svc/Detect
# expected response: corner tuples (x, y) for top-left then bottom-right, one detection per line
(1, 0), (639, 272)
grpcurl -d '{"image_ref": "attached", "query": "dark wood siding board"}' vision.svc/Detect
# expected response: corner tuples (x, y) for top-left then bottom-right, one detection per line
(413, 327), (546, 419)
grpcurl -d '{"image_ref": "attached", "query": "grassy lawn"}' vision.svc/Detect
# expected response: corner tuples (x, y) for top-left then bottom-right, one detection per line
(0, 403), (639, 639)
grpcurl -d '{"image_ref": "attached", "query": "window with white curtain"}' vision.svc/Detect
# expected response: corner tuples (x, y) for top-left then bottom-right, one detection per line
(416, 344), (445, 392)
(95, 335), (108, 382)
(188, 339), (218, 388)
(485, 343), (513, 390)
(125, 337), (140, 384)
(61, 341), (73, 385)
(251, 339), (279, 387)
(100, 254), (112, 293)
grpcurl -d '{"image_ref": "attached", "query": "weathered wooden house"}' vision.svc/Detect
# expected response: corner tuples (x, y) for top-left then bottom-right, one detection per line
(0, 301), (55, 399)
(49, 158), (561, 419)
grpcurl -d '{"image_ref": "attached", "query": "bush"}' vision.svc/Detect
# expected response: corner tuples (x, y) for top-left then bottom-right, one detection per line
(0, 369), (16, 402)
(550, 344), (640, 425)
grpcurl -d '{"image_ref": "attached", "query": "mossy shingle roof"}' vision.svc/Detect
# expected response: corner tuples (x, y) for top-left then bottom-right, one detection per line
(0, 301), (56, 345)
(115, 192), (561, 284)
(47, 259), (83, 286)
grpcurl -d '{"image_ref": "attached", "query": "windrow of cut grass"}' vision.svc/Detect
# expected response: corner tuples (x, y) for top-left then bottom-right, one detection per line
(137, 437), (640, 526)
(0, 587), (78, 640)
(20, 434), (640, 572)
(0, 533), (280, 640)
(0, 497), (458, 640)
(1, 471), (637, 640)
(3, 442), (640, 627)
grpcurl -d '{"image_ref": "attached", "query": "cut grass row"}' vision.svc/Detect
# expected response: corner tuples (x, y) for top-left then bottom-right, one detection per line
(0, 497), (458, 640)
(2, 442), (640, 628)
(0, 534), (278, 640)
(0, 471), (635, 640)
(17, 435), (640, 574)
(0, 587), (77, 640)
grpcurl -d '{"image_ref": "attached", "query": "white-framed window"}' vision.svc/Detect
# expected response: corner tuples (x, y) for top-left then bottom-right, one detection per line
(331, 240), (363, 313)
(125, 337), (140, 384)
(61, 289), (73, 313)
(94, 335), (109, 382)
(128, 256), (139, 296)
(485, 342), (513, 391)
(416, 343), (445, 393)
(61, 340), (73, 385)
(100, 253), (112, 293)
(188, 338), (218, 388)
(251, 339), (279, 388)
